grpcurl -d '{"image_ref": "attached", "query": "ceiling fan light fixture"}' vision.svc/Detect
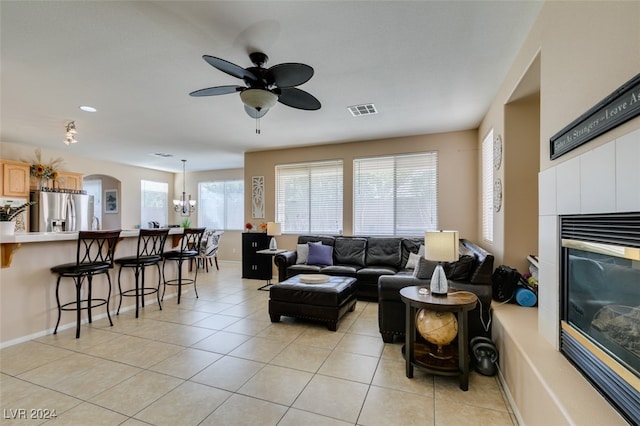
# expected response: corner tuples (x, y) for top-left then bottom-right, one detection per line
(240, 89), (278, 111)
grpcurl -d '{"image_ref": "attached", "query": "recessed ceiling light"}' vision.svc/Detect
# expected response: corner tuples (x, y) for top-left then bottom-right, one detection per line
(348, 103), (377, 116)
(79, 105), (97, 112)
(151, 152), (173, 158)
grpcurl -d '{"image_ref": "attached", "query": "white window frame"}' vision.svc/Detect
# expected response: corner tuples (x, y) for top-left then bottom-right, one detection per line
(482, 129), (494, 243)
(141, 180), (168, 228)
(353, 152), (438, 236)
(275, 160), (343, 234)
(198, 179), (244, 231)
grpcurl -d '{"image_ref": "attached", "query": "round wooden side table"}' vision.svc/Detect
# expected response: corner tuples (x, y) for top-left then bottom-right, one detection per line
(400, 285), (478, 391)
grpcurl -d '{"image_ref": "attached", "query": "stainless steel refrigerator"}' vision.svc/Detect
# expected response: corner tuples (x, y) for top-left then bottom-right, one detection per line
(30, 191), (95, 232)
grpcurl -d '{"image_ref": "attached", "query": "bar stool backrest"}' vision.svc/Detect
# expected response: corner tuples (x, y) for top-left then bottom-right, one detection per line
(180, 228), (206, 253)
(77, 230), (122, 267)
(137, 228), (170, 258)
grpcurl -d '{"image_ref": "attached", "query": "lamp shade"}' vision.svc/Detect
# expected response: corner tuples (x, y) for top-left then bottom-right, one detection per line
(267, 222), (282, 236)
(240, 89), (278, 111)
(425, 230), (459, 262)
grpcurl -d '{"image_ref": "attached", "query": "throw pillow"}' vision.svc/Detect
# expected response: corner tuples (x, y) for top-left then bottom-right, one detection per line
(413, 257), (437, 279)
(296, 241), (321, 264)
(307, 243), (333, 266)
(448, 255), (474, 280)
(405, 252), (422, 269)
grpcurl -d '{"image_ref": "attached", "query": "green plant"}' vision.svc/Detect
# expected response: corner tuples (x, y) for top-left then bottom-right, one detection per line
(181, 218), (191, 228)
(1, 202), (35, 221)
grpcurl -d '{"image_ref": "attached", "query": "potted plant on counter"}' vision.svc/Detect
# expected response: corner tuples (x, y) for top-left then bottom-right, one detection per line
(0, 201), (35, 236)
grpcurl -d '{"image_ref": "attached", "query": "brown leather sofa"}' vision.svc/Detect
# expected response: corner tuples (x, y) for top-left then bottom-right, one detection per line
(377, 239), (494, 343)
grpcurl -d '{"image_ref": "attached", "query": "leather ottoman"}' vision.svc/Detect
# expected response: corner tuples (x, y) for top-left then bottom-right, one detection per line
(269, 275), (357, 331)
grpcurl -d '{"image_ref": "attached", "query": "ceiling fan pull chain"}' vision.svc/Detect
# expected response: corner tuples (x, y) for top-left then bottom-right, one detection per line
(256, 116), (260, 134)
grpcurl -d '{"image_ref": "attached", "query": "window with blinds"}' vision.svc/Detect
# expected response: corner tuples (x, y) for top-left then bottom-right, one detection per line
(353, 152), (438, 236)
(482, 130), (494, 242)
(141, 180), (168, 228)
(198, 180), (244, 230)
(276, 160), (343, 234)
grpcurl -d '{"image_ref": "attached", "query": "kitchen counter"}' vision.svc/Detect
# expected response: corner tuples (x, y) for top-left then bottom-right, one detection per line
(0, 228), (184, 268)
(0, 227), (188, 346)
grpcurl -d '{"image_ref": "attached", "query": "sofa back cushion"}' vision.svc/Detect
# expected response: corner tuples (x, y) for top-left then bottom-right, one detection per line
(367, 237), (402, 268)
(334, 237), (367, 266)
(298, 235), (335, 247)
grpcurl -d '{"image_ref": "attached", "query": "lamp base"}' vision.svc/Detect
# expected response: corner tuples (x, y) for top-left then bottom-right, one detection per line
(429, 264), (448, 296)
(269, 237), (277, 250)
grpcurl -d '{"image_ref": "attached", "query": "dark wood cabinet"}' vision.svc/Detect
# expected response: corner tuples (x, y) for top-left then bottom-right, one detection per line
(242, 232), (271, 279)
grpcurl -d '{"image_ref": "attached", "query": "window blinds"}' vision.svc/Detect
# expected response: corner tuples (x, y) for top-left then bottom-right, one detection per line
(276, 160), (343, 234)
(482, 130), (494, 242)
(353, 152), (438, 236)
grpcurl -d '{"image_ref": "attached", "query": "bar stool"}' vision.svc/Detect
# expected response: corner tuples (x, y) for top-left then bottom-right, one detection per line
(115, 228), (169, 318)
(51, 230), (121, 338)
(162, 227), (205, 304)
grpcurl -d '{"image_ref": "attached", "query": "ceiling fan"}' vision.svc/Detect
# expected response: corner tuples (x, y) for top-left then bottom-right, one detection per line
(190, 52), (321, 131)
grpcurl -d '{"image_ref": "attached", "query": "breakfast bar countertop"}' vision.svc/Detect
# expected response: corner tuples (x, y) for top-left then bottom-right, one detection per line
(0, 227), (184, 244)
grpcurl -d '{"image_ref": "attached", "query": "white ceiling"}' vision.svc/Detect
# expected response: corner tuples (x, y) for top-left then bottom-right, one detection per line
(0, 1), (542, 173)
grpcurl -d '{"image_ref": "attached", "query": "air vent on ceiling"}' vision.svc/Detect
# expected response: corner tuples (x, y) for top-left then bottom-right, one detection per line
(348, 104), (377, 116)
(151, 152), (173, 158)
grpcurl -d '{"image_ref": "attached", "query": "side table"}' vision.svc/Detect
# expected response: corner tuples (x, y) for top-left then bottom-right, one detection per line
(256, 248), (287, 291)
(400, 285), (477, 391)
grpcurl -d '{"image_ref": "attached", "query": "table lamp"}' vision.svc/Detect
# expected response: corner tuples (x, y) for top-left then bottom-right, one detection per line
(267, 222), (281, 250)
(425, 230), (459, 296)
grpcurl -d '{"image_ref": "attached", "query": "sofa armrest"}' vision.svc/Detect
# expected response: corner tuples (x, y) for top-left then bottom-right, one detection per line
(378, 275), (427, 301)
(274, 250), (297, 282)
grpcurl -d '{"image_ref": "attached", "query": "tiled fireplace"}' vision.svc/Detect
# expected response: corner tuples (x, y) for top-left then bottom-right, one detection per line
(560, 213), (639, 423)
(537, 127), (640, 420)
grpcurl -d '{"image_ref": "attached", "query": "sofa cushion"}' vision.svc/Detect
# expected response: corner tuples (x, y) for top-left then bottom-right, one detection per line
(367, 237), (402, 267)
(334, 237), (367, 267)
(296, 241), (322, 264)
(413, 255), (475, 280)
(321, 265), (358, 276)
(287, 264), (323, 275)
(299, 235), (335, 247)
(307, 243), (333, 266)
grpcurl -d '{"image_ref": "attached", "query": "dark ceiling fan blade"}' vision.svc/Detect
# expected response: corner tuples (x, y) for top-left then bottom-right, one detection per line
(244, 105), (269, 119)
(268, 63), (314, 88)
(189, 85), (244, 97)
(277, 88), (321, 110)
(203, 55), (257, 81)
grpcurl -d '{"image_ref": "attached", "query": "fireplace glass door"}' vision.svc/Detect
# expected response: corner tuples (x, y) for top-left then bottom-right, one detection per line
(563, 239), (640, 377)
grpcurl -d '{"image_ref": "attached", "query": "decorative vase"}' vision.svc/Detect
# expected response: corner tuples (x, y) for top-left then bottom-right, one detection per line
(0, 221), (16, 236)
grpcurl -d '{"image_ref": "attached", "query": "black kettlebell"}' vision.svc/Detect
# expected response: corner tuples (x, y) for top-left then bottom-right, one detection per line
(472, 342), (499, 376)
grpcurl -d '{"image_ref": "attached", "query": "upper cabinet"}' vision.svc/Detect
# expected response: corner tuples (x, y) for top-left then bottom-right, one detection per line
(30, 171), (84, 191)
(1, 160), (31, 197)
(55, 171), (83, 191)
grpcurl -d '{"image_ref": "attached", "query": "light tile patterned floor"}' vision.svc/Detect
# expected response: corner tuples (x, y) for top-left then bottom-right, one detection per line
(0, 262), (517, 425)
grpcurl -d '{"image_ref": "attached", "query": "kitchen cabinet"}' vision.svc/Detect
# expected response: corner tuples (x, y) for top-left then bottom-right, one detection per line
(242, 232), (271, 279)
(31, 171), (84, 191)
(1, 160), (30, 197)
(54, 171), (84, 191)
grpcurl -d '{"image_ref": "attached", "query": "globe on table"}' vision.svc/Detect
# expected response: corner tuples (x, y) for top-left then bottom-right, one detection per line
(416, 309), (458, 358)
